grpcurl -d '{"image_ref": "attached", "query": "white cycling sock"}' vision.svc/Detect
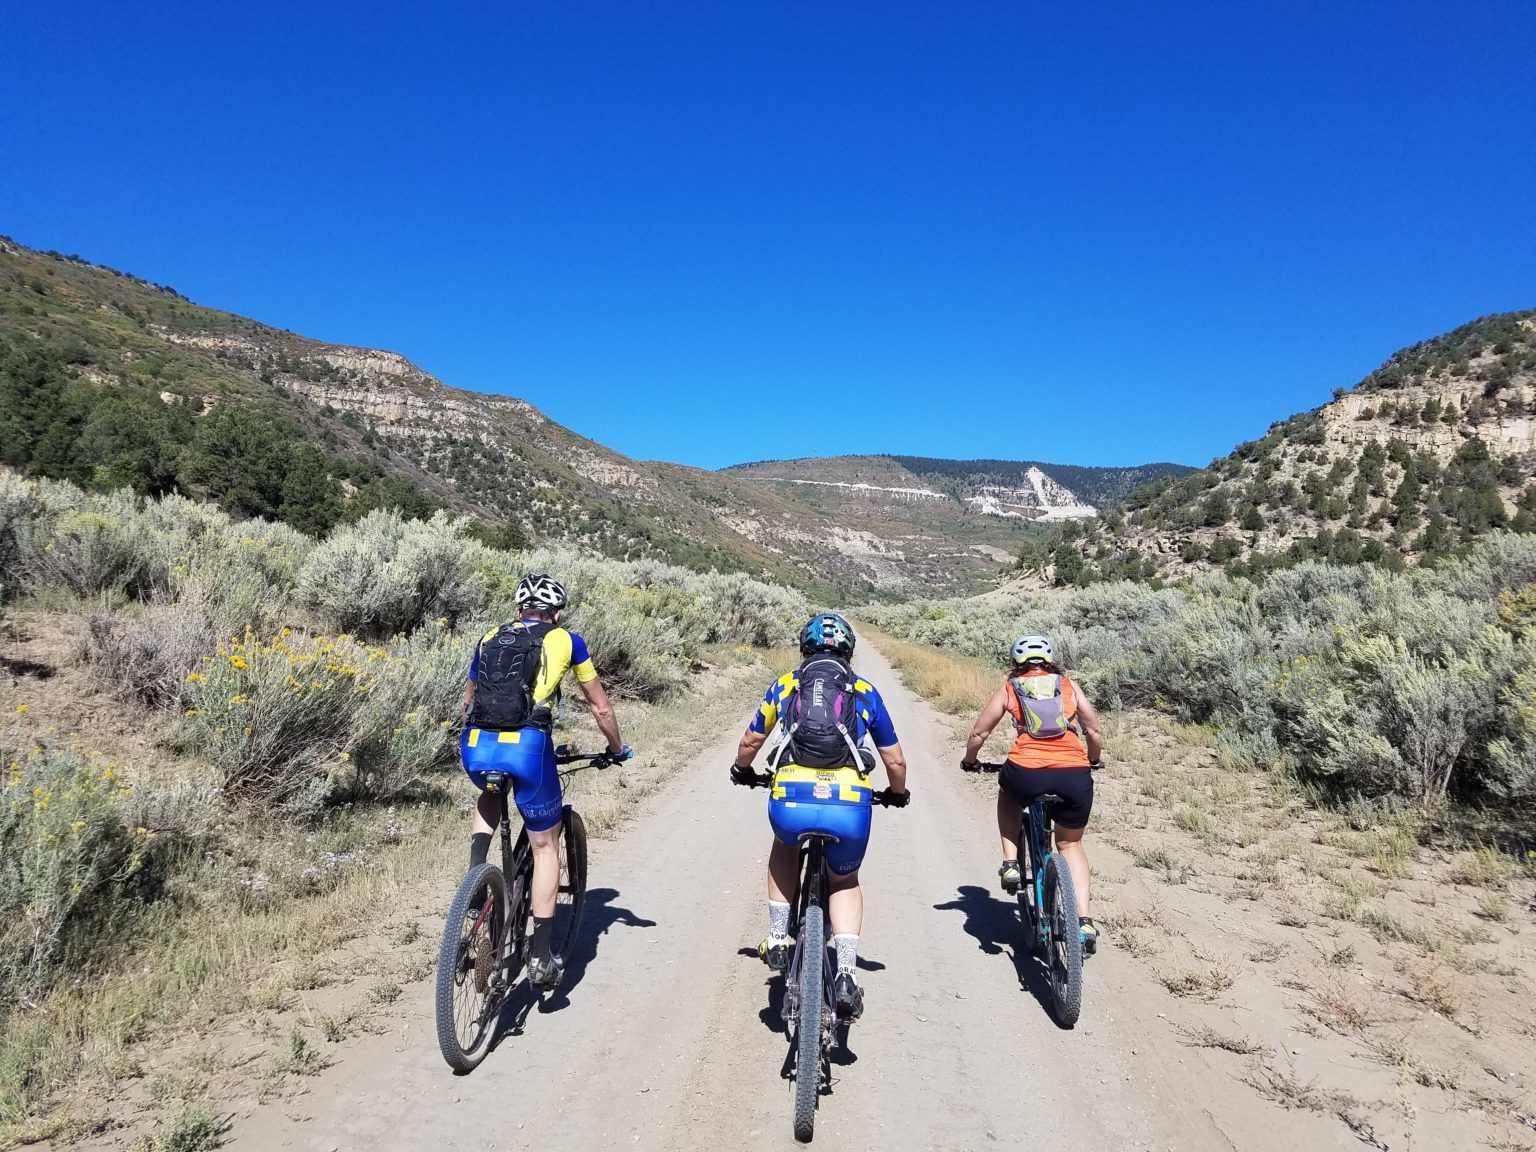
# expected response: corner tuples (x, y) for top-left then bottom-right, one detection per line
(834, 933), (859, 975)
(767, 900), (791, 943)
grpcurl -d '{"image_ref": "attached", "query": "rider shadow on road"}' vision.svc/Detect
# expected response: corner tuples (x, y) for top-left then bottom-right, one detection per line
(490, 888), (658, 1046)
(932, 884), (1062, 1026)
(541, 888), (657, 1011)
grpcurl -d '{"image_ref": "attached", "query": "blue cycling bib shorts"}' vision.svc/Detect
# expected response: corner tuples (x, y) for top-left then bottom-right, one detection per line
(768, 765), (874, 875)
(460, 726), (564, 833)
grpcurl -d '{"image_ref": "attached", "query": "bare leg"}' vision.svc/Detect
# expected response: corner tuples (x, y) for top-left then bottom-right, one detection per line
(997, 789), (1023, 861)
(473, 791), (501, 836)
(768, 839), (800, 905)
(1053, 825), (1091, 918)
(528, 825), (563, 919)
(827, 868), (863, 937)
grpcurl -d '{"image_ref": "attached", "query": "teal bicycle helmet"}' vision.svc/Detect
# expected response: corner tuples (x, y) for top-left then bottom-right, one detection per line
(800, 613), (856, 659)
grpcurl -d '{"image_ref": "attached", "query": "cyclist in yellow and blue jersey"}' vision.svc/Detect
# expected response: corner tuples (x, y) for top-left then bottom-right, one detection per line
(460, 573), (632, 988)
(731, 613), (909, 1021)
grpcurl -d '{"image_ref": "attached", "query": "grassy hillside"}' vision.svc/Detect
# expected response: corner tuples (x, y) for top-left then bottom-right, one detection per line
(1060, 310), (1536, 582)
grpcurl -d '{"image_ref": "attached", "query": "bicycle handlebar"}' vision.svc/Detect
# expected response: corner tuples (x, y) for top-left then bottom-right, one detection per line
(555, 744), (633, 769)
(961, 758), (1105, 773)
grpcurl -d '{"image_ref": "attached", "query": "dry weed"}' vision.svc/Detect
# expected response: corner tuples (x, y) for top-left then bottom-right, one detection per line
(1117, 929), (1156, 959)
(1159, 960), (1237, 1001)
(1446, 846), (1515, 889)
(1305, 979), (1376, 1034)
(1402, 961), (1460, 1018)
(1474, 893), (1510, 922)
(1177, 1023), (1268, 1055)
(1243, 1061), (1386, 1150)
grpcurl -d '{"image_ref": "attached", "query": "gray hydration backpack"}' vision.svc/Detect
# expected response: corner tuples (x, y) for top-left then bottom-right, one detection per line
(773, 654), (868, 769)
(1008, 673), (1074, 740)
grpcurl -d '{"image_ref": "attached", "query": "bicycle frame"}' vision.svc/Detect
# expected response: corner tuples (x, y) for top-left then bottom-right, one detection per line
(1020, 798), (1056, 950)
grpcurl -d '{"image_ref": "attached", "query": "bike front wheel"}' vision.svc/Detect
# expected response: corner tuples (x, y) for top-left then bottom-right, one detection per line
(1042, 855), (1084, 1028)
(792, 902), (824, 1143)
(435, 862), (510, 1071)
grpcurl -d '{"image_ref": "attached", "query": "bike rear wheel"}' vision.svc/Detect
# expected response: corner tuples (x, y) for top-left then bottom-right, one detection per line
(551, 807), (589, 965)
(792, 903), (824, 1143)
(1042, 856), (1084, 1028)
(435, 862), (510, 1071)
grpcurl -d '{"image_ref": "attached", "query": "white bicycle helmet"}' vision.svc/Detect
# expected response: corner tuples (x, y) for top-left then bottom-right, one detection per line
(1011, 633), (1054, 665)
(514, 572), (568, 610)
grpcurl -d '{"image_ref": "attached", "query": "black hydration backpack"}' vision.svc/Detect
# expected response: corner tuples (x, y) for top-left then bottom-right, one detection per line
(467, 621), (555, 731)
(774, 654), (868, 769)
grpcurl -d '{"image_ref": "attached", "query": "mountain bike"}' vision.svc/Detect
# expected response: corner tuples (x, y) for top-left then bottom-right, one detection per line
(963, 760), (1090, 1028)
(434, 746), (617, 1072)
(736, 768), (905, 1143)
(1016, 789), (1084, 1028)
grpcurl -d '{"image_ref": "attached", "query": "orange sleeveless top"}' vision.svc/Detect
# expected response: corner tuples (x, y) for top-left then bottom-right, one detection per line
(1002, 669), (1090, 770)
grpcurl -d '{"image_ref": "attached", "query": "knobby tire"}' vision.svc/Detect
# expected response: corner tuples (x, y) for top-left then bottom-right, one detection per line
(1043, 856), (1084, 1028)
(435, 862), (510, 1072)
(792, 903), (825, 1142)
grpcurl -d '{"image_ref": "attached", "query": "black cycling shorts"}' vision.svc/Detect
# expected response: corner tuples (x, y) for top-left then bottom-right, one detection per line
(999, 763), (1094, 830)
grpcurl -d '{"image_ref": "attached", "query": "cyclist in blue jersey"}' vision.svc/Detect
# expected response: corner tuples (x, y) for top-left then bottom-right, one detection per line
(460, 573), (632, 988)
(730, 614), (909, 1020)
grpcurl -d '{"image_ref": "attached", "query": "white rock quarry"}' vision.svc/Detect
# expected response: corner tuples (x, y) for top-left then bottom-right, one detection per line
(965, 467), (1096, 520)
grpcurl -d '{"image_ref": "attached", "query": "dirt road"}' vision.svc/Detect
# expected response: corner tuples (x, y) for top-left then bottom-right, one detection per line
(221, 640), (1345, 1152)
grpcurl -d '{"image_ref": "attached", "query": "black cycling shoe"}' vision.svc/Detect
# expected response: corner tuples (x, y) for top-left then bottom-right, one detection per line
(998, 860), (1022, 895)
(759, 939), (790, 971)
(528, 953), (564, 990)
(833, 971), (864, 1022)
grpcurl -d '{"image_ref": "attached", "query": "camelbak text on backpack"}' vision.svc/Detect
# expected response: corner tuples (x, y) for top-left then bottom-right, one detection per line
(777, 655), (868, 769)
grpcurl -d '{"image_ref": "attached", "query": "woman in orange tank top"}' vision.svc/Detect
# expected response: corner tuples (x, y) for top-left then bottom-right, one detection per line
(961, 634), (1104, 950)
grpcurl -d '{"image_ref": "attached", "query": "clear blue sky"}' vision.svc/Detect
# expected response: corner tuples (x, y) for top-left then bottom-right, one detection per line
(4, 2), (1533, 470)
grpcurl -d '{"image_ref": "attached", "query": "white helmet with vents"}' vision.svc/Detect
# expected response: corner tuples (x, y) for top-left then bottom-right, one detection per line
(515, 572), (568, 610)
(1011, 634), (1054, 665)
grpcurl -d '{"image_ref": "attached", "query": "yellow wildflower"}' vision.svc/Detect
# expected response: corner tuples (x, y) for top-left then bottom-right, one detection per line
(15, 705), (27, 713)
(229, 655), (248, 670)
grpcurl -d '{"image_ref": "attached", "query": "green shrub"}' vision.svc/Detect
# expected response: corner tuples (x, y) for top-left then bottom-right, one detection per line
(296, 510), (492, 639)
(0, 741), (144, 1000)
(180, 627), (467, 812)
(28, 501), (166, 599)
